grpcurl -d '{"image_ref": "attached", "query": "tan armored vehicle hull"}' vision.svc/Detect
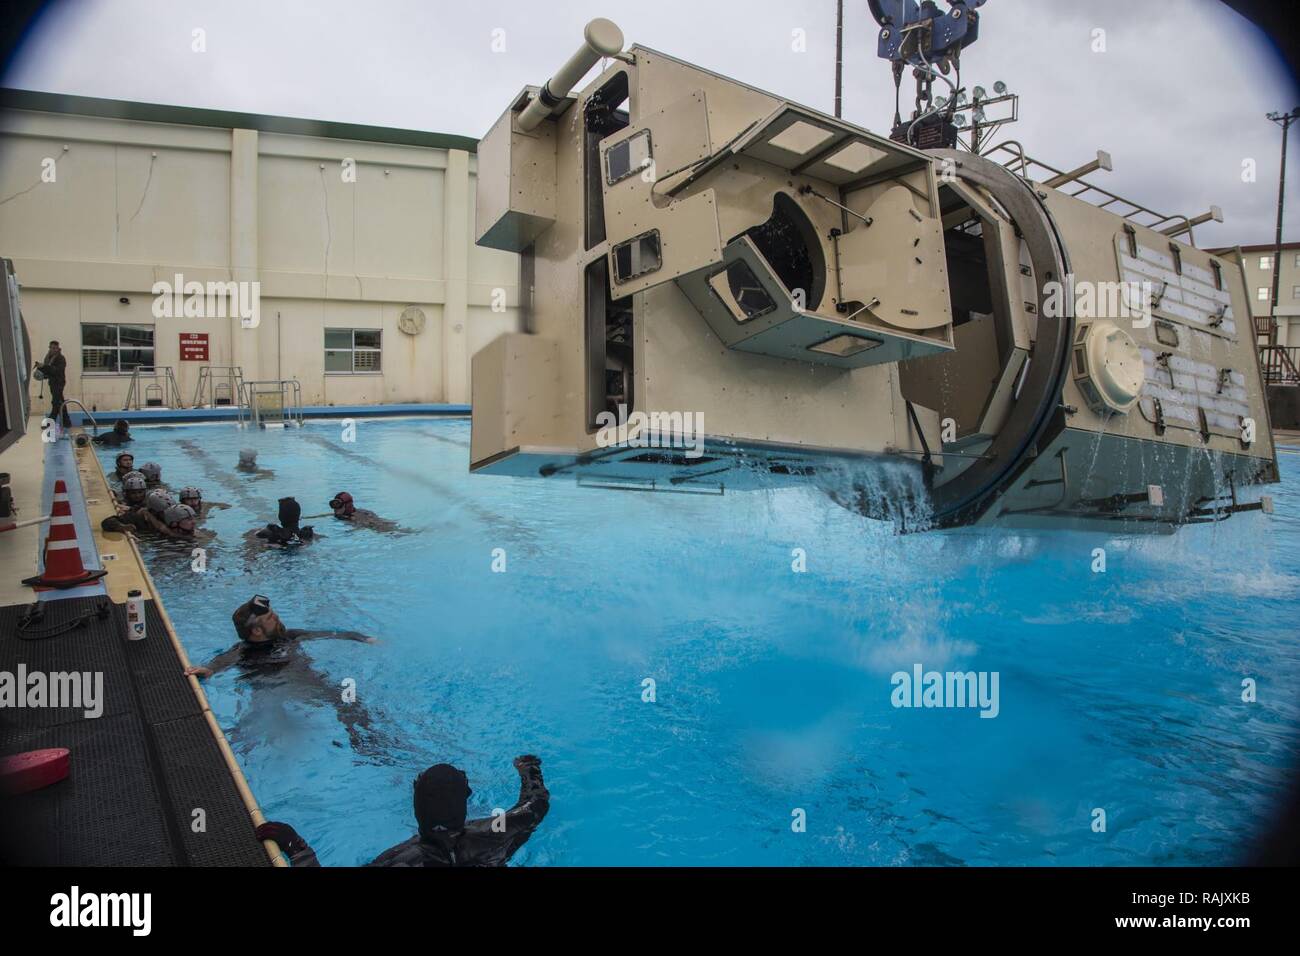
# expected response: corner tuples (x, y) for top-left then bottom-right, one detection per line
(471, 36), (1278, 533)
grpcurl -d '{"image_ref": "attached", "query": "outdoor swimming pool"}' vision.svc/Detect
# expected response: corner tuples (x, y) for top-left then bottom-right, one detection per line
(99, 418), (1300, 866)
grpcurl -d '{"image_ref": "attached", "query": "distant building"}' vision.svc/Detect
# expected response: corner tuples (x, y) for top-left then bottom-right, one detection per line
(1210, 241), (1300, 347)
(0, 89), (521, 411)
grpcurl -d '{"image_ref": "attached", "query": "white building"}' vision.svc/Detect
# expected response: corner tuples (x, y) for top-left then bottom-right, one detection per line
(0, 88), (522, 412)
(1214, 241), (1300, 347)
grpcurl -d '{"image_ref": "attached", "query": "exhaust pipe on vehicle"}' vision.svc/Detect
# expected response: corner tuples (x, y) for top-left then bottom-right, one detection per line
(516, 18), (625, 132)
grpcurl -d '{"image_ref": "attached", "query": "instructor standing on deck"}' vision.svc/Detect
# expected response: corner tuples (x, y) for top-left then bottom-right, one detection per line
(34, 340), (71, 429)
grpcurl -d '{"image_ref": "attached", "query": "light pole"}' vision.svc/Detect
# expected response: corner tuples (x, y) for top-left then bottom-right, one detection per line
(834, 0), (844, 119)
(1265, 107), (1299, 345)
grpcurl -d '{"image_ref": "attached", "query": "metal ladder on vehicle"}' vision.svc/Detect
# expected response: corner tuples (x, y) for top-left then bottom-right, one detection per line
(122, 366), (184, 410)
(241, 379), (304, 428)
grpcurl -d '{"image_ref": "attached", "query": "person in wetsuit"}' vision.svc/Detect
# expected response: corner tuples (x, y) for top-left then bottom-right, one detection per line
(328, 491), (405, 534)
(93, 419), (132, 446)
(183, 596), (383, 752)
(112, 452), (136, 480)
(114, 470), (147, 509)
(178, 485), (230, 519)
(143, 489), (175, 523)
(236, 448), (274, 479)
(243, 496), (315, 554)
(156, 502), (212, 542)
(257, 755), (550, 867)
(100, 471), (153, 535)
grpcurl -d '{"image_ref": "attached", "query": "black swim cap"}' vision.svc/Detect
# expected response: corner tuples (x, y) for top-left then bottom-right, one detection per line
(232, 602), (257, 641)
(414, 764), (471, 834)
(277, 497), (301, 531)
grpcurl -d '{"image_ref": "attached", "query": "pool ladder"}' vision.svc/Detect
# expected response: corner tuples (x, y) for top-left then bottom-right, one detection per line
(193, 366), (247, 409)
(241, 379), (304, 428)
(123, 366), (184, 410)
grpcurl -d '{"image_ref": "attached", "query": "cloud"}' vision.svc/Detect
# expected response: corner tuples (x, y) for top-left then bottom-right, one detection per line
(3, 0), (1297, 244)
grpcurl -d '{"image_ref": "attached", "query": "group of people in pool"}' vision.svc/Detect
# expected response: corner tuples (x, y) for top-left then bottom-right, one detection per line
(101, 425), (401, 547)
(243, 489), (405, 552)
(100, 423), (550, 866)
(100, 431), (223, 542)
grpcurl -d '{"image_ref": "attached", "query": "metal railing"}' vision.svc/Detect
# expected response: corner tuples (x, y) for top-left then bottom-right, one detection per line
(1260, 345), (1300, 386)
(242, 379), (304, 427)
(60, 399), (96, 427)
(122, 366), (184, 410)
(981, 140), (1201, 242)
(192, 365), (246, 411)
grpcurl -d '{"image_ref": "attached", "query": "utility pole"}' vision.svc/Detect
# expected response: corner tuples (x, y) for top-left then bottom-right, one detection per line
(1265, 107), (1299, 345)
(834, 0), (844, 119)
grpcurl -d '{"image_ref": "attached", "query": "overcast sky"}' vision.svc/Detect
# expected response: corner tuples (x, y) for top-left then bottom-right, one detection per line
(3, 0), (1297, 247)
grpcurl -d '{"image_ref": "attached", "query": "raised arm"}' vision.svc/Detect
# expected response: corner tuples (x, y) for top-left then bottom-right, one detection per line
(495, 755), (550, 855)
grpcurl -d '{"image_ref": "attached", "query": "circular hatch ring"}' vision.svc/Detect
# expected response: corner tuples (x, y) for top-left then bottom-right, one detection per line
(923, 149), (1075, 528)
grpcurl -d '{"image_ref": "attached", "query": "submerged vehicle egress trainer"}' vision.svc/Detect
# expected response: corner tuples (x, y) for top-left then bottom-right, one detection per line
(469, 11), (1279, 532)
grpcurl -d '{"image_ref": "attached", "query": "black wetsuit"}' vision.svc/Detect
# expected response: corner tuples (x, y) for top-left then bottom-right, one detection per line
(242, 525), (314, 561)
(201, 613), (381, 752)
(101, 506), (155, 534)
(276, 759), (550, 867)
(335, 509), (403, 534)
(93, 431), (132, 446)
(367, 760), (550, 867)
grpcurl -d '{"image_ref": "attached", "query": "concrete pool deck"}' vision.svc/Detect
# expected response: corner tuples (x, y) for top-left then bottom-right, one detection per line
(0, 418), (281, 866)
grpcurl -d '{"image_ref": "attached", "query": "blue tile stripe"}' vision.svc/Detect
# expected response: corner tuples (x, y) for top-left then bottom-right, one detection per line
(69, 403), (471, 426)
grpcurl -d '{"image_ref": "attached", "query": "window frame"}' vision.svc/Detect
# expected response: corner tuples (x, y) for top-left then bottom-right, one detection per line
(80, 322), (156, 376)
(324, 327), (383, 374)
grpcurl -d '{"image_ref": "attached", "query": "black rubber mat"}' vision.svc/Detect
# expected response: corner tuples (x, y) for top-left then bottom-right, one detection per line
(0, 596), (270, 866)
(153, 713), (269, 866)
(1, 713), (173, 865)
(113, 602), (205, 726)
(0, 600), (134, 726)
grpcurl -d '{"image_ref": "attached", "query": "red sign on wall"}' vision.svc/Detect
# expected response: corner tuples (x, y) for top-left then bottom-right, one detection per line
(179, 332), (209, 361)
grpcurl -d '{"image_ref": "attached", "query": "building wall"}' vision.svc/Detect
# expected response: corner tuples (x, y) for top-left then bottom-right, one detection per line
(0, 103), (521, 411)
(1237, 243), (1300, 346)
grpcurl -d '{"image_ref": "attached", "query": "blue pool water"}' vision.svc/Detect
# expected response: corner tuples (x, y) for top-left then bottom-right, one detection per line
(100, 418), (1300, 866)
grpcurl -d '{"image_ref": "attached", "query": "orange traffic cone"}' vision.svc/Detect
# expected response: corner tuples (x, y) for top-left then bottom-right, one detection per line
(21, 479), (108, 590)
